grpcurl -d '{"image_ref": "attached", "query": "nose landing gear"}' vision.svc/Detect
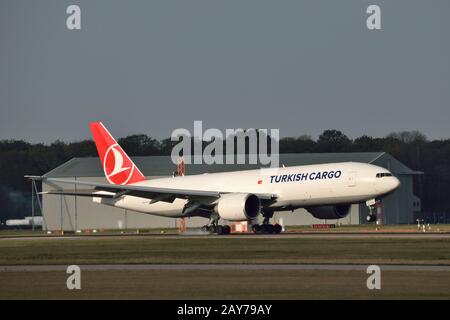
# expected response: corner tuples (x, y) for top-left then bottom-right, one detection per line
(366, 198), (382, 224)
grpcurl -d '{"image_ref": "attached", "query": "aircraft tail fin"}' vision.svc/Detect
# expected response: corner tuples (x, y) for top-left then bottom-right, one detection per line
(89, 122), (146, 185)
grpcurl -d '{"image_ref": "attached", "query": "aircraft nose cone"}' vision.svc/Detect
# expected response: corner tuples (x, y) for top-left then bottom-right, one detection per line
(391, 176), (401, 191)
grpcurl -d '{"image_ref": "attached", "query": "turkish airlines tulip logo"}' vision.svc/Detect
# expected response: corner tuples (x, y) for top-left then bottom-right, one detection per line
(103, 144), (134, 185)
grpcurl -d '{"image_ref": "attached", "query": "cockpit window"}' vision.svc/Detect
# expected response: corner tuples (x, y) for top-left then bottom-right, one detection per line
(376, 173), (393, 178)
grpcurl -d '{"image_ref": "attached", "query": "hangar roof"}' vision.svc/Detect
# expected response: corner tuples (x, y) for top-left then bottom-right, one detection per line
(43, 152), (421, 178)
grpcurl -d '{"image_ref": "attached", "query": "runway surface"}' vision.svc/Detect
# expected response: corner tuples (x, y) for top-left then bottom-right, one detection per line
(1, 264), (449, 272)
(1, 232), (450, 241)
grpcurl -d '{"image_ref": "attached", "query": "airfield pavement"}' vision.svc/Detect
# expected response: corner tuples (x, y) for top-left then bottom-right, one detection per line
(0, 229), (449, 299)
(1, 231), (450, 241)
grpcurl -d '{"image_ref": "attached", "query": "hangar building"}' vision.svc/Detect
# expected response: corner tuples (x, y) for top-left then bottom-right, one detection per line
(40, 152), (422, 231)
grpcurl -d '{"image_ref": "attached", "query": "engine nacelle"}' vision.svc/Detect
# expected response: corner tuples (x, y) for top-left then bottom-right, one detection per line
(306, 204), (351, 220)
(214, 193), (261, 221)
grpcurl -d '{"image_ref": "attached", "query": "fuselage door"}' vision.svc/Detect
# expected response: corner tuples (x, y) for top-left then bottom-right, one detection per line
(347, 171), (357, 187)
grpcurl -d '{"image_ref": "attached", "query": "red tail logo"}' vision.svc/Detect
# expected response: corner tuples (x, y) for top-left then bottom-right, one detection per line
(90, 122), (145, 185)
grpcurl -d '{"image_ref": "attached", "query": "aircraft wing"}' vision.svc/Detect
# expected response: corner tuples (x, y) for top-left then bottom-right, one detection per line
(41, 177), (277, 204)
(42, 189), (115, 198)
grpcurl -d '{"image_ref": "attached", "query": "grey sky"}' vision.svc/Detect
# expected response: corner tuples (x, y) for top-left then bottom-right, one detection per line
(1, 0), (449, 143)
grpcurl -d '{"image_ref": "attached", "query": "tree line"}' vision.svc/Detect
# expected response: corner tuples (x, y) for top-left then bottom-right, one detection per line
(1, 129), (449, 223)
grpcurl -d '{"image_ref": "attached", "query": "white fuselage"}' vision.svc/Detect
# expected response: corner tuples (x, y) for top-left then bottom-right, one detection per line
(93, 162), (400, 219)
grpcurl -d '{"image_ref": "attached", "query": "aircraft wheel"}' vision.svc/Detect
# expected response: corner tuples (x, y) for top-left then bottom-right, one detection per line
(261, 224), (274, 234)
(215, 225), (223, 235)
(222, 225), (231, 235)
(273, 224), (282, 234)
(252, 224), (262, 234)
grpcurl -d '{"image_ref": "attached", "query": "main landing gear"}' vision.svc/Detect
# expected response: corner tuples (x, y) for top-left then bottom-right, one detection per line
(252, 223), (282, 234)
(201, 213), (231, 235)
(201, 224), (231, 235)
(252, 211), (282, 234)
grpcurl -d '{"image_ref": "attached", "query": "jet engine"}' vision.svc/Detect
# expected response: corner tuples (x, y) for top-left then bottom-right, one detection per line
(306, 204), (351, 220)
(214, 193), (261, 221)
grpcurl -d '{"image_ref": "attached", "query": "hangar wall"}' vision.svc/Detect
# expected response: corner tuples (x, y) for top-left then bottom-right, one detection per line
(41, 153), (421, 231)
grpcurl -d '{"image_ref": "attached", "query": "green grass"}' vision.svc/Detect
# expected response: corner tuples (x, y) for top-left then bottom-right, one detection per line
(0, 237), (449, 265)
(1, 236), (449, 299)
(1, 269), (449, 299)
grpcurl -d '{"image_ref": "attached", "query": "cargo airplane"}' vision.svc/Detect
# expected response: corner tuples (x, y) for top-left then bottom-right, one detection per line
(41, 122), (400, 234)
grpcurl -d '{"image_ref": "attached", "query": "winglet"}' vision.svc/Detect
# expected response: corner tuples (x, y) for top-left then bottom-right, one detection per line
(89, 122), (146, 185)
